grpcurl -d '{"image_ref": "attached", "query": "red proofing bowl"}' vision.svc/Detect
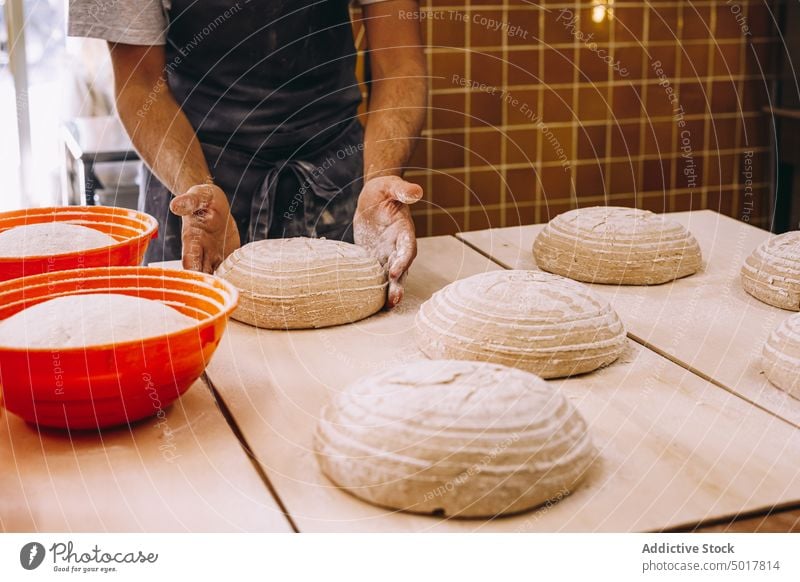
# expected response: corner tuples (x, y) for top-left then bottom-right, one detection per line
(0, 266), (239, 429)
(0, 206), (159, 282)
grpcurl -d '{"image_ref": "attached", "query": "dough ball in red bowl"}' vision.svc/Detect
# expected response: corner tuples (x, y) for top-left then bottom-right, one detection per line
(0, 266), (238, 430)
(0, 206), (158, 282)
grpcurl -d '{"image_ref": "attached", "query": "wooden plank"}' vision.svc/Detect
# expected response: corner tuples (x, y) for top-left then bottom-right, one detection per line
(457, 210), (800, 426)
(205, 235), (800, 532)
(0, 378), (293, 532)
(691, 508), (800, 533)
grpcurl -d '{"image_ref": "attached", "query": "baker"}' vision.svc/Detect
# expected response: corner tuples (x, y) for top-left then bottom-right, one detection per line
(68, 0), (426, 307)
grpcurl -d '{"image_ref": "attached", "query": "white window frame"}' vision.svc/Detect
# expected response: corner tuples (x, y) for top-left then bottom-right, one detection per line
(4, 0), (32, 208)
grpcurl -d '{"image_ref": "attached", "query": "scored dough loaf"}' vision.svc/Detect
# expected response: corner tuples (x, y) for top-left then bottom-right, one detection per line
(0, 222), (117, 258)
(741, 231), (800, 311)
(315, 359), (595, 518)
(762, 314), (800, 398)
(415, 270), (626, 378)
(0, 293), (196, 349)
(533, 206), (703, 285)
(215, 237), (387, 329)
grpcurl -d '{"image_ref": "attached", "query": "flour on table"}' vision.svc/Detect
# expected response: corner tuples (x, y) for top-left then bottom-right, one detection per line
(0, 223), (117, 258)
(0, 293), (196, 349)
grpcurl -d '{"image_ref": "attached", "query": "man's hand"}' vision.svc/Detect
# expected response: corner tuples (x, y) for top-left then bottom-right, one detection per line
(354, 176), (422, 308)
(169, 184), (240, 273)
(109, 42), (234, 269)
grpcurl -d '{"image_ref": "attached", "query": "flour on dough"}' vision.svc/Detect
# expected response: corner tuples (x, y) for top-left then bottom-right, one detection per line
(415, 270), (627, 378)
(762, 313), (800, 397)
(0, 293), (196, 349)
(533, 206), (703, 285)
(0, 223), (117, 258)
(741, 231), (800, 311)
(315, 359), (596, 518)
(215, 237), (387, 329)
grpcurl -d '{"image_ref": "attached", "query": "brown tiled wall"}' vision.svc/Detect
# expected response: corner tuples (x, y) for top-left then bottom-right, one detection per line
(357, 1), (778, 235)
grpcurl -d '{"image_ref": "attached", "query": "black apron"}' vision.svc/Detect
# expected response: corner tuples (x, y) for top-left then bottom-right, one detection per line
(140, 0), (364, 263)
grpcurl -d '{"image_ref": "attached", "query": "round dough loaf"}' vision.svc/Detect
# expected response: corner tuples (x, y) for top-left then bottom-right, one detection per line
(415, 270), (626, 378)
(315, 359), (595, 518)
(215, 237), (387, 329)
(741, 231), (800, 311)
(762, 314), (800, 398)
(0, 293), (196, 349)
(0, 223), (117, 258)
(533, 206), (703, 285)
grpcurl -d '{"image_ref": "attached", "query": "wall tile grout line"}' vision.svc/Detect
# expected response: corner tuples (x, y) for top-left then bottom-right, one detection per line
(568, 0), (580, 210)
(535, 6), (546, 223)
(463, 8), (472, 231)
(604, 2), (617, 206)
(500, 0), (509, 227)
(731, 1), (749, 217)
(702, 2), (718, 211)
(636, 5), (651, 207)
(408, 180), (771, 216)
(404, 149), (769, 176)
(425, 8), (434, 237)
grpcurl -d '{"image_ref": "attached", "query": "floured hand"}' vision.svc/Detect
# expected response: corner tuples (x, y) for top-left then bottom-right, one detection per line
(353, 176), (422, 308)
(169, 184), (240, 273)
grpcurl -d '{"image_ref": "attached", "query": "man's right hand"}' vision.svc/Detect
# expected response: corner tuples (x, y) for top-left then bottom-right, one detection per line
(169, 184), (240, 273)
(109, 43), (237, 273)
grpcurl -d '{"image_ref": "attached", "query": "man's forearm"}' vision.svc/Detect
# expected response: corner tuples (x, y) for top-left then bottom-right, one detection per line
(114, 75), (211, 196)
(363, 68), (427, 181)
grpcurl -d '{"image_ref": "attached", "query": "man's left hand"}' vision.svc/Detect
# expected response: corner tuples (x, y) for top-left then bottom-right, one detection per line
(354, 176), (422, 308)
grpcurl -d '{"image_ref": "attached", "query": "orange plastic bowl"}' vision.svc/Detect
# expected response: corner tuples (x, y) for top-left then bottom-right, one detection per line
(0, 206), (159, 282)
(0, 266), (239, 430)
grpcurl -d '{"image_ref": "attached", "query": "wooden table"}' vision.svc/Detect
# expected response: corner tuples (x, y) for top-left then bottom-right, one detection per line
(5, 213), (798, 532)
(204, 235), (800, 532)
(457, 210), (800, 427)
(0, 377), (293, 532)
